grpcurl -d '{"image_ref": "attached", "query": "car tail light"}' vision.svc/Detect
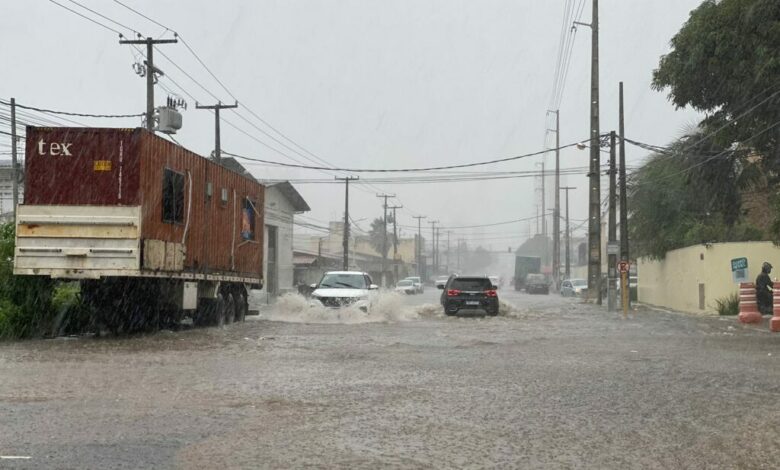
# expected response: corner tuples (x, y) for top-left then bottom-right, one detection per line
(484, 289), (498, 297)
(447, 289), (461, 297)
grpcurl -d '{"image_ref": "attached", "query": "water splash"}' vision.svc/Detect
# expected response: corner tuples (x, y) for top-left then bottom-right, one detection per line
(260, 293), (419, 324)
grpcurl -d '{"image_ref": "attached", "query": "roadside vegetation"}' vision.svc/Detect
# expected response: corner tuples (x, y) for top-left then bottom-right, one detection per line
(715, 293), (740, 316)
(630, 0), (780, 259)
(0, 222), (88, 339)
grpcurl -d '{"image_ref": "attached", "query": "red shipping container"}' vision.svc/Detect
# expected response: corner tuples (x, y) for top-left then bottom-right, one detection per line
(23, 127), (264, 281)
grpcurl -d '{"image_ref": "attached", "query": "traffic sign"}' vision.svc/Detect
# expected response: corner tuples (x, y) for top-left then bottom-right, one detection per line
(731, 257), (748, 283)
(618, 261), (630, 274)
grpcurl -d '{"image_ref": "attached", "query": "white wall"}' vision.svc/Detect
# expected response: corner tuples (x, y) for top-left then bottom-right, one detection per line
(0, 165), (23, 216)
(263, 186), (296, 297)
(638, 241), (780, 314)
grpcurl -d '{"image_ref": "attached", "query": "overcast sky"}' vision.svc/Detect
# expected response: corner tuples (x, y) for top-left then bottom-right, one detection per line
(1, 0), (703, 248)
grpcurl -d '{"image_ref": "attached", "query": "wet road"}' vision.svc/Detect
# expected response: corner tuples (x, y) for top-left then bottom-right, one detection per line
(1, 289), (778, 469)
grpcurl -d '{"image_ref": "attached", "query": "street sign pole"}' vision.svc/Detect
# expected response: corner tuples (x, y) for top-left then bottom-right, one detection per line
(620, 271), (629, 318)
(618, 260), (630, 318)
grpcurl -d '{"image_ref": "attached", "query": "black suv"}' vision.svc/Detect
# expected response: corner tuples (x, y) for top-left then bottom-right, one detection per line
(438, 275), (499, 316)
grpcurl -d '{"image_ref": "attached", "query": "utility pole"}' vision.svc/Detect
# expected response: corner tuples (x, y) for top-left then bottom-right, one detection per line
(428, 220), (439, 275)
(619, 82), (631, 311)
(196, 101), (238, 165)
(457, 239), (462, 271)
(549, 109), (561, 288)
(589, 0), (601, 303)
(376, 194), (395, 287)
(536, 161), (546, 239)
(436, 227), (441, 274)
(607, 131), (617, 312)
(119, 36), (178, 131)
(413, 215), (427, 278)
(10, 98), (18, 221)
(389, 204), (402, 285)
(446, 230), (452, 273)
(575, 0), (601, 302)
(562, 186), (576, 280)
(336, 176), (359, 270)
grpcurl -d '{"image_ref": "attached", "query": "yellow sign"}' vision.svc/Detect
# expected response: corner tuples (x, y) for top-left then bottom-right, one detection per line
(93, 160), (112, 171)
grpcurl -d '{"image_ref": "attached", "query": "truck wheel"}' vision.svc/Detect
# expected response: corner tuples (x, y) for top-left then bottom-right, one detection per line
(223, 291), (236, 325)
(234, 289), (248, 322)
(198, 297), (226, 327)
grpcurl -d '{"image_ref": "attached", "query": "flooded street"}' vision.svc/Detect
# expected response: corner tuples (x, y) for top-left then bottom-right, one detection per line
(1, 291), (778, 469)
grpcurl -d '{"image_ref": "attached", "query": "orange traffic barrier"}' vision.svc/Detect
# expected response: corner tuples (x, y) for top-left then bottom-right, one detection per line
(771, 287), (780, 332)
(738, 282), (763, 324)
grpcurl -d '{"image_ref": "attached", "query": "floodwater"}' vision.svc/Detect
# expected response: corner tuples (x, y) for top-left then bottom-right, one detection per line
(1, 289), (778, 469)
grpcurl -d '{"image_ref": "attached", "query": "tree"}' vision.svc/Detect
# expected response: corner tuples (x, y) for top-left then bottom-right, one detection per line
(368, 215), (394, 257)
(652, 0), (780, 163)
(629, 137), (762, 260)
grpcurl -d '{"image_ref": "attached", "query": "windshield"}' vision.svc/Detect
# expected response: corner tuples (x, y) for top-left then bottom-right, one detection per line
(571, 279), (587, 287)
(318, 273), (367, 289)
(397, 280), (412, 286)
(450, 278), (493, 291)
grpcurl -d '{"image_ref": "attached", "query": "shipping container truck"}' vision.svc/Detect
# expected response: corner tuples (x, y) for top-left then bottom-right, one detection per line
(514, 255), (541, 291)
(14, 127), (264, 333)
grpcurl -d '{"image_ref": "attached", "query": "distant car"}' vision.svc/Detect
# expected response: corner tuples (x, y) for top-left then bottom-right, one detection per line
(525, 273), (550, 295)
(395, 279), (417, 295)
(434, 275), (450, 289)
(437, 275), (499, 316)
(404, 276), (424, 294)
(560, 278), (587, 297)
(310, 271), (379, 312)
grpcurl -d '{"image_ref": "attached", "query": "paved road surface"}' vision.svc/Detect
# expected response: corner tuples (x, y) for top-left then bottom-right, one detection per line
(1, 289), (778, 469)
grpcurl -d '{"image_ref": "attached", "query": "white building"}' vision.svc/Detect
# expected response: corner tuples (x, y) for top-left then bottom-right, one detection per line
(0, 161), (23, 222)
(262, 181), (310, 299)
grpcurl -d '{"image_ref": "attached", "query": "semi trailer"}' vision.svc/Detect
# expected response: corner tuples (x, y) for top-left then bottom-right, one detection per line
(14, 127), (264, 333)
(514, 255), (541, 291)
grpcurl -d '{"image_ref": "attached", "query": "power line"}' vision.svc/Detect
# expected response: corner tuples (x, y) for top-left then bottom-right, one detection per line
(112, 0), (169, 31)
(223, 139), (589, 173)
(0, 99), (143, 119)
(65, 0), (141, 37)
(48, 0), (123, 36)
(626, 119), (780, 188)
(111, 1), (416, 203)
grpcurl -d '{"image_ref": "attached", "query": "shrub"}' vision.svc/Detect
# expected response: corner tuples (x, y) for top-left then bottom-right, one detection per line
(51, 282), (92, 335)
(715, 292), (740, 316)
(0, 222), (56, 339)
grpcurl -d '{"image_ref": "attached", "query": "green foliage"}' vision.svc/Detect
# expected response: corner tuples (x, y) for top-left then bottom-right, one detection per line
(715, 292), (740, 316)
(51, 282), (80, 313)
(0, 222), (56, 339)
(651, 0), (780, 240)
(51, 282), (91, 335)
(652, 0), (780, 161)
(628, 149), (764, 259)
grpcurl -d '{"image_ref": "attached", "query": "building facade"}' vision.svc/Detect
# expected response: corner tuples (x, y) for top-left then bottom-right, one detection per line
(0, 161), (23, 221)
(262, 181), (310, 300)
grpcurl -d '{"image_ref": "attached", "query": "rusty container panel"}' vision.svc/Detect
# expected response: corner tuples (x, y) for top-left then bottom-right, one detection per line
(24, 127), (140, 206)
(23, 127), (264, 281)
(136, 130), (264, 279)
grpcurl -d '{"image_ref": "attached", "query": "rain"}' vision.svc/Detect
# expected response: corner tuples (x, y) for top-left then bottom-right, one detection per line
(1, 1), (779, 468)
